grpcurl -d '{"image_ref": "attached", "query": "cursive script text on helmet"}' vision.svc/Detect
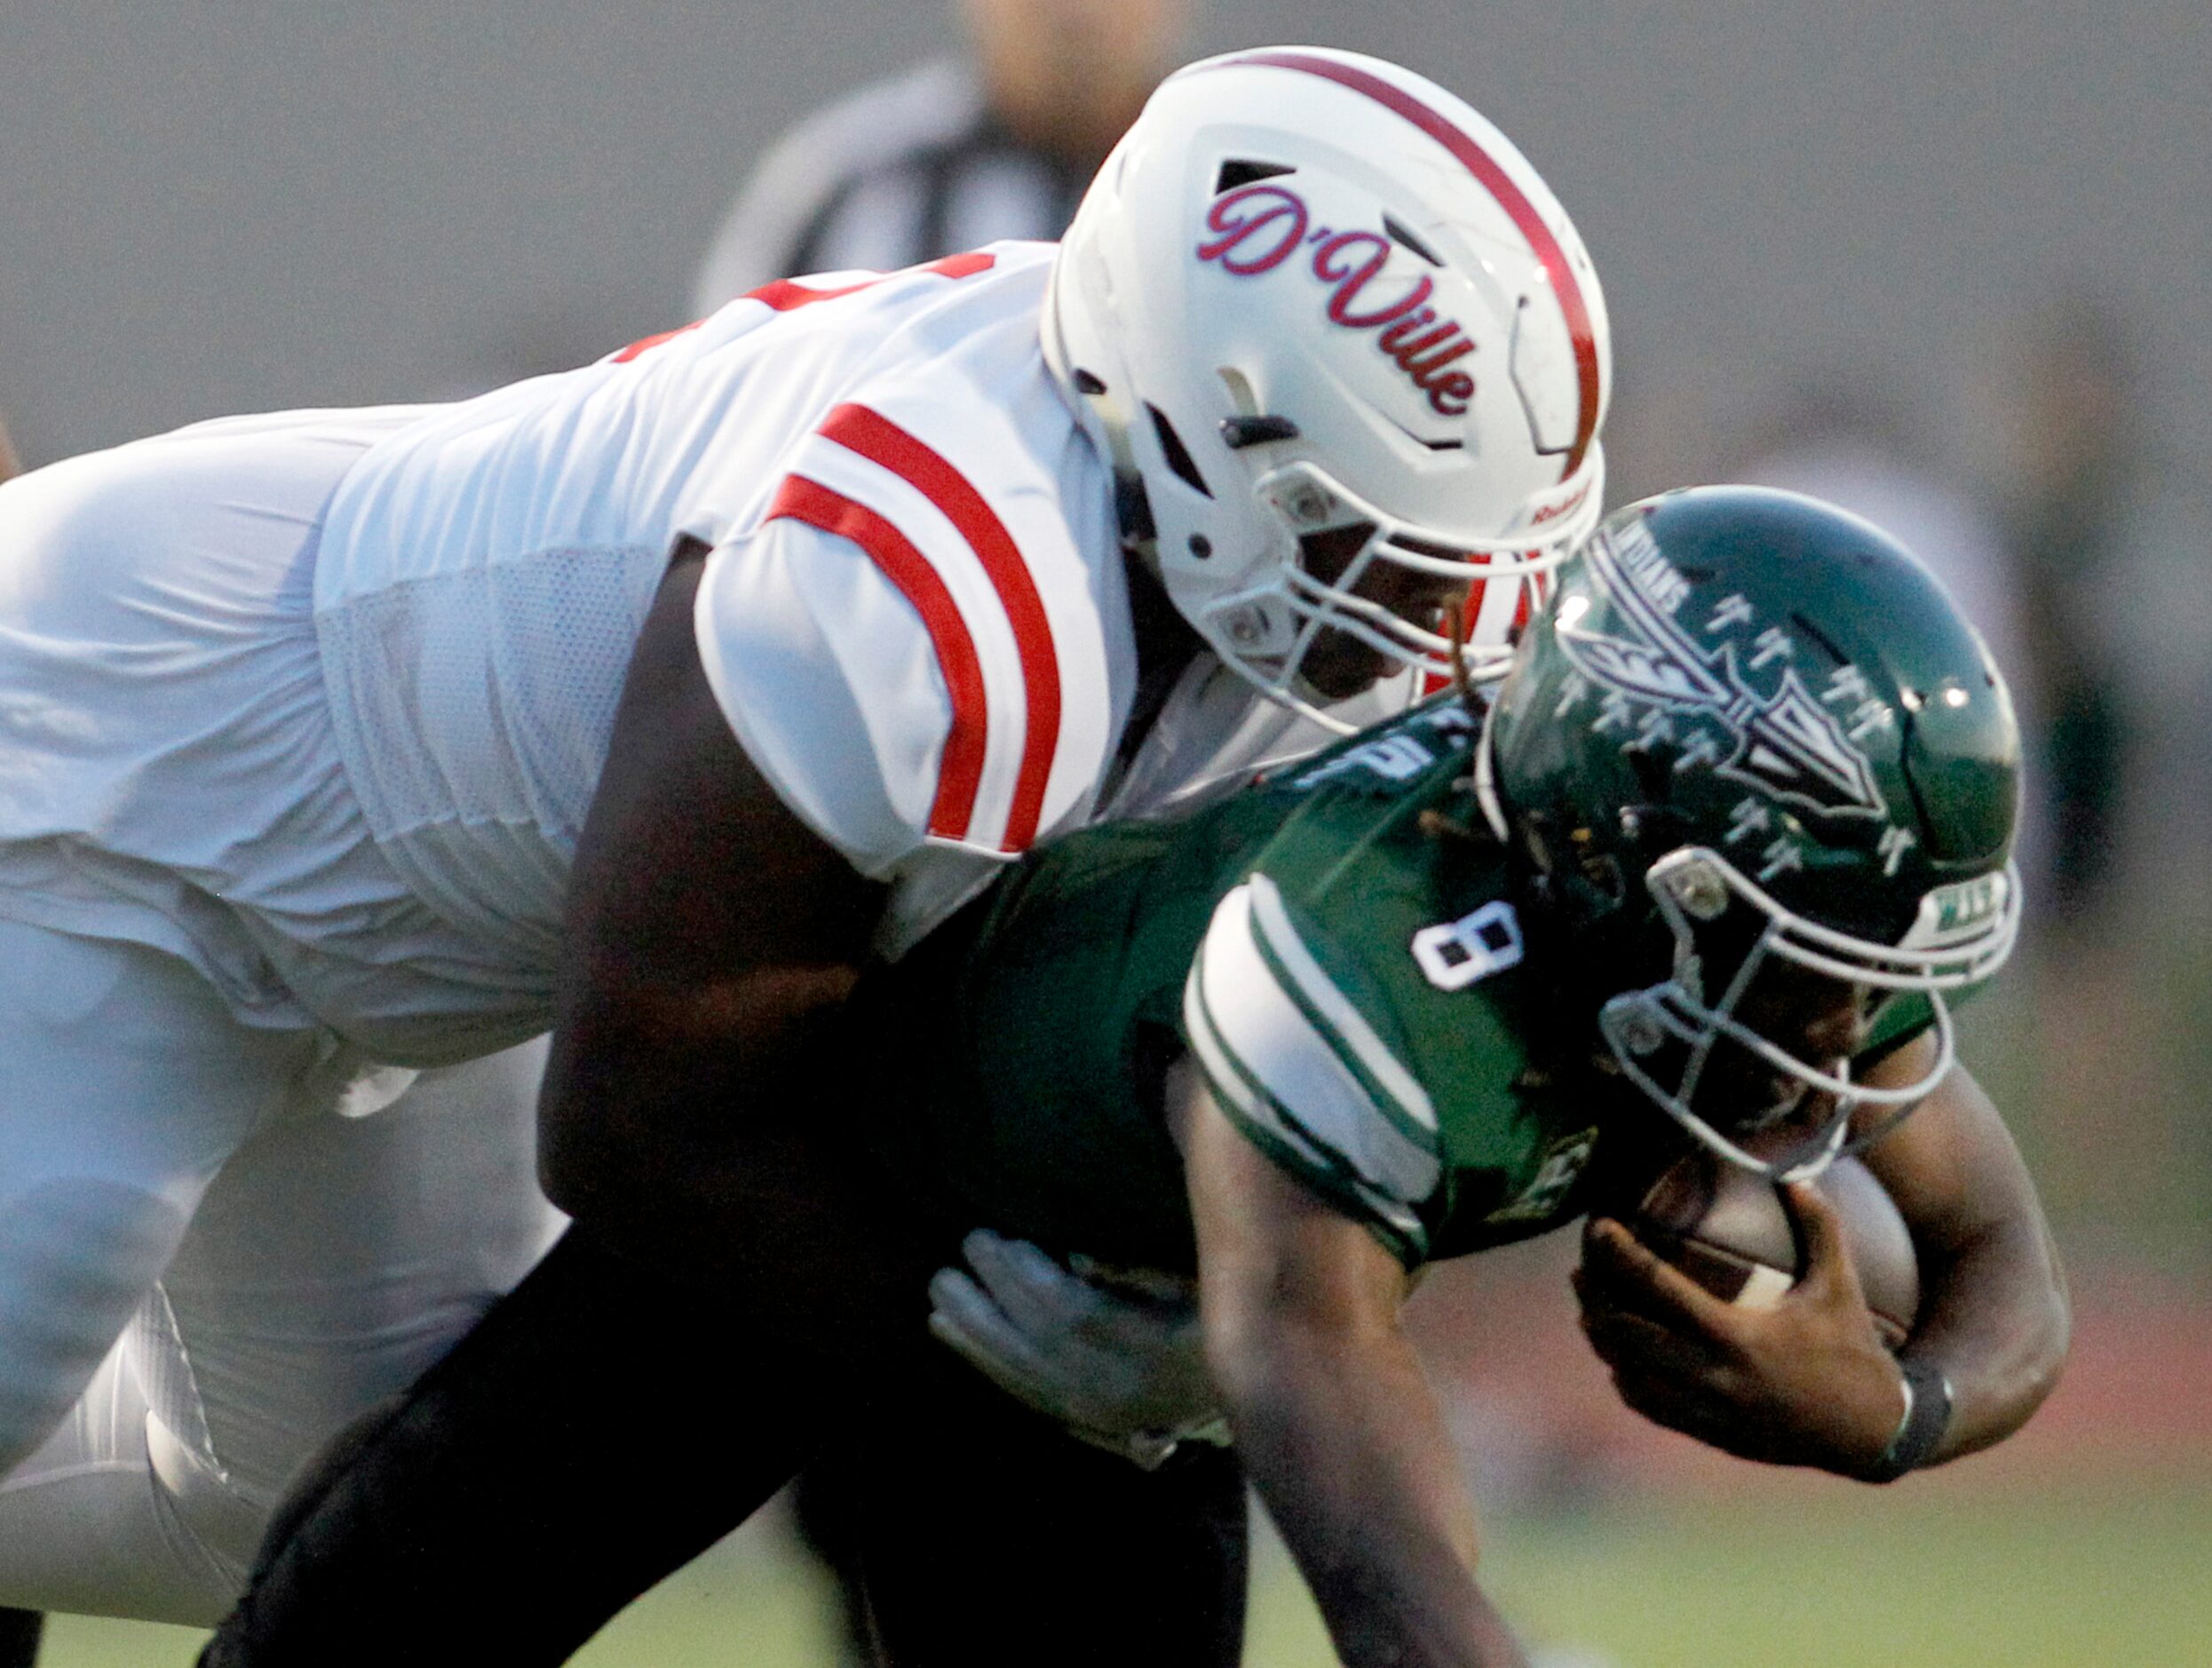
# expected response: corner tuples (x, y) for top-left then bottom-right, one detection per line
(1196, 184), (1478, 418)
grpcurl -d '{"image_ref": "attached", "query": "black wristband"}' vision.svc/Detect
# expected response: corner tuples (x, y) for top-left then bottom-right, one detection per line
(1868, 1358), (1953, 1482)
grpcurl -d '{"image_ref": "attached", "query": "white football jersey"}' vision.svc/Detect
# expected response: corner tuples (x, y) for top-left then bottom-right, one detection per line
(314, 243), (1130, 964)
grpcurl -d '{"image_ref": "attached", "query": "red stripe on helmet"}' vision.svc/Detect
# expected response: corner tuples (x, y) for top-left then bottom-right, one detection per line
(821, 401), (1062, 853)
(765, 474), (990, 843)
(1213, 51), (1601, 477)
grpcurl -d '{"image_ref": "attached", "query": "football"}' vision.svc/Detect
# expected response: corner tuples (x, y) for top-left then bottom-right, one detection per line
(1628, 1152), (1920, 1349)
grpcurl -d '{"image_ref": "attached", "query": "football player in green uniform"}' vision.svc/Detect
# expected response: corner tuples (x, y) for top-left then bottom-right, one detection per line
(206, 488), (2065, 1668)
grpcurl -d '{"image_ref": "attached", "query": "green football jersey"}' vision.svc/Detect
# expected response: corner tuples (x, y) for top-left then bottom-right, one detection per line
(852, 695), (1607, 1272)
(849, 690), (1954, 1273)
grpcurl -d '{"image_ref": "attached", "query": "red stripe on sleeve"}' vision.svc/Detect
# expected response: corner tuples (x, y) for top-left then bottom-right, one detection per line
(615, 252), (1000, 359)
(764, 475), (989, 844)
(916, 250), (998, 282)
(610, 322), (702, 363)
(818, 403), (1061, 852)
(1214, 51), (1602, 477)
(744, 277), (879, 313)
(745, 250), (1000, 314)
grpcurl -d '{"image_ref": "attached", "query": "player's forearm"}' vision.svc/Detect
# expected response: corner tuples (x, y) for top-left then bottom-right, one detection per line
(1179, 1068), (1526, 1664)
(1858, 1058), (2071, 1467)
(1901, 1211), (2069, 1464)
(1214, 1321), (1526, 1668)
(546, 543), (890, 1288)
(538, 966), (884, 1297)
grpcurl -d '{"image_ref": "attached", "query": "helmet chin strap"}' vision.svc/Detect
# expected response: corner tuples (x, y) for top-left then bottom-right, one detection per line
(1471, 687), (1511, 843)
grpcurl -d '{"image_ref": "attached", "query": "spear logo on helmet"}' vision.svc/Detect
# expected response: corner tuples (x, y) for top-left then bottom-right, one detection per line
(1556, 519), (1888, 822)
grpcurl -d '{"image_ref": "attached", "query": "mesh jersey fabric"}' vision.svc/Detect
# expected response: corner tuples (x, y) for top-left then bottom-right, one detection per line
(0, 407), (544, 1060)
(316, 242), (1131, 969)
(0, 243), (1342, 1051)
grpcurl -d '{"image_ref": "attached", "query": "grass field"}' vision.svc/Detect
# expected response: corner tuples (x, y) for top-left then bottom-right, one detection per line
(39, 1477), (2212, 1666)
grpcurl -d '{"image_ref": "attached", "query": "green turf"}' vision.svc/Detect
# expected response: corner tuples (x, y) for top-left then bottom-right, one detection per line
(1479, 1483), (2212, 1668)
(37, 1481), (2212, 1666)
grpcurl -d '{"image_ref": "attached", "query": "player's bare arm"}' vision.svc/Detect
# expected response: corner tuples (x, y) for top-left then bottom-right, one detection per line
(1176, 1066), (1530, 1668)
(1575, 1037), (2068, 1480)
(1851, 1039), (2069, 1461)
(541, 543), (890, 1296)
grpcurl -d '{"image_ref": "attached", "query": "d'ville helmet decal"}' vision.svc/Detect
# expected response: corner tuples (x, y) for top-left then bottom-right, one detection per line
(1197, 183), (1480, 417)
(1556, 520), (1891, 822)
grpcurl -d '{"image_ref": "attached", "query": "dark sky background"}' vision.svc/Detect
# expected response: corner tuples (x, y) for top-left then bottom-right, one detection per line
(3, 0), (2205, 481)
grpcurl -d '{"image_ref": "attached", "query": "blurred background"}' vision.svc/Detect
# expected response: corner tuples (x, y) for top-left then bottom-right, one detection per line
(4, 0), (2208, 1663)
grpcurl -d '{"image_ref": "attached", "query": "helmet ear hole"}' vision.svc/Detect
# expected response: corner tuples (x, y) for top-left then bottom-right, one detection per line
(1625, 750), (1671, 804)
(1114, 472), (1158, 544)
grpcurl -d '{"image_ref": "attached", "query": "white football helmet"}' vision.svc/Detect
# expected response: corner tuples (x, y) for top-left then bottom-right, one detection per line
(1045, 45), (1612, 727)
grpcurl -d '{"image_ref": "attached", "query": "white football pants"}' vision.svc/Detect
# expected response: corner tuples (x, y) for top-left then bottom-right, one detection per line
(0, 917), (560, 1624)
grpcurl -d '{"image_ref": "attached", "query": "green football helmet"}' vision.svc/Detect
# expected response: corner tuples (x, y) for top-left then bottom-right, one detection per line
(1474, 487), (2022, 1180)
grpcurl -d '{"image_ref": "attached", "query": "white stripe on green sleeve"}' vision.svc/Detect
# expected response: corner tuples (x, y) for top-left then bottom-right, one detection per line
(1245, 871), (1439, 1142)
(1185, 959), (1427, 1255)
(1187, 884), (1440, 1231)
(1180, 965), (1339, 1176)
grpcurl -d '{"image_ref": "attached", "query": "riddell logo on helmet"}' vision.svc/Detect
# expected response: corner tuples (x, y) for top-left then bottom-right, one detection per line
(1196, 184), (1478, 417)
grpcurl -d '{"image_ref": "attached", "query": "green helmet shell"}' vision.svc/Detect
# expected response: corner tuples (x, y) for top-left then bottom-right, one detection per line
(1489, 486), (2020, 949)
(1481, 486), (2023, 1179)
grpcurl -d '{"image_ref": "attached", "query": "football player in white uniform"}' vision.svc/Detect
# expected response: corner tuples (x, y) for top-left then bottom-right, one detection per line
(0, 46), (1609, 1638)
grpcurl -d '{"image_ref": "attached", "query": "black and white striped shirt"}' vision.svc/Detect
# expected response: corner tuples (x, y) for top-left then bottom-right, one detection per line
(693, 60), (1090, 314)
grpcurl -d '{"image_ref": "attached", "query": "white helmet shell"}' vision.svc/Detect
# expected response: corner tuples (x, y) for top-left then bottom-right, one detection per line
(1045, 46), (1613, 726)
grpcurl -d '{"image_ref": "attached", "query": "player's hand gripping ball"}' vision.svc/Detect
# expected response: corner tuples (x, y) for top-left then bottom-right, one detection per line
(1629, 1153), (1919, 1347)
(1573, 1155), (1923, 1478)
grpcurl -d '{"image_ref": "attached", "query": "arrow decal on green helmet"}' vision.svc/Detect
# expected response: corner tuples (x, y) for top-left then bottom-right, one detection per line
(1557, 520), (1889, 821)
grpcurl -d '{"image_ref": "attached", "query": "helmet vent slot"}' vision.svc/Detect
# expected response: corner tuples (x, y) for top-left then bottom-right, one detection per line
(1214, 158), (1297, 195)
(1383, 214), (1444, 267)
(1220, 414), (1301, 449)
(1146, 403), (1213, 499)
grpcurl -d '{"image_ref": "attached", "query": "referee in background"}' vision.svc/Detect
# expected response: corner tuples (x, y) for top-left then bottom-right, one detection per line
(693, 0), (1196, 311)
